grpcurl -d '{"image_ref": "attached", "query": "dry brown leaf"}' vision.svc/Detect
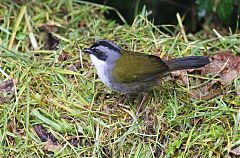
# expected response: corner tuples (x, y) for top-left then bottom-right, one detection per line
(44, 140), (62, 152)
(41, 23), (59, 50)
(190, 83), (224, 100)
(143, 106), (157, 134)
(0, 79), (16, 104)
(230, 146), (240, 156)
(202, 51), (240, 84)
(0, 79), (14, 92)
(44, 33), (59, 50)
(170, 70), (189, 85)
(34, 124), (62, 152)
(34, 124), (57, 142)
(174, 51), (240, 100)
(34, 124), (50, 142)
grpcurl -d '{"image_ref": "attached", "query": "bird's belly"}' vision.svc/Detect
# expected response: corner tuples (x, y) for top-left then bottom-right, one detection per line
(110, 80), (157, 94)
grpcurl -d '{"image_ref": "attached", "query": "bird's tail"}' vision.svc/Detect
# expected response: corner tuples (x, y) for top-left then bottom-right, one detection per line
(166, 56), (210, 71)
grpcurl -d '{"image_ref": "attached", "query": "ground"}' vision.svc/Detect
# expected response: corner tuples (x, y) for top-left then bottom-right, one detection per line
(0, 1), (240, 157)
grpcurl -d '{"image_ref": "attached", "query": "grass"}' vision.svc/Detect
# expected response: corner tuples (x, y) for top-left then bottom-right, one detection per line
(0, 0), (240, 157)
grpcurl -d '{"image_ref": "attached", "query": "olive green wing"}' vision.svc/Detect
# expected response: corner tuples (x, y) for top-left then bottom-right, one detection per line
(112, 51), (169, 83)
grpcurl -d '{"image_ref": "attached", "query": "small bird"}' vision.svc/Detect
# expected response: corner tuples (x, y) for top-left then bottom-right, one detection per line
(83, 40), (210, 94)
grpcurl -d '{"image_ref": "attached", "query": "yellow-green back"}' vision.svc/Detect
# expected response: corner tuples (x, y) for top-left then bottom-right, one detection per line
(112, 51), (169, 83)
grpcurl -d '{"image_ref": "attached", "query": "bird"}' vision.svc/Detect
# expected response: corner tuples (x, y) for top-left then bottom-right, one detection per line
(83, 39), (210, 94)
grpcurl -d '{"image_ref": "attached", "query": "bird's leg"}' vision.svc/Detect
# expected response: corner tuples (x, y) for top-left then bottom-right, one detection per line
(136, 92), (148, 116)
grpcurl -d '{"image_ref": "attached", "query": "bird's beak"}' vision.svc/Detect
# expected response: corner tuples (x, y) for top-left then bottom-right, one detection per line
(83, 48), (93, 54)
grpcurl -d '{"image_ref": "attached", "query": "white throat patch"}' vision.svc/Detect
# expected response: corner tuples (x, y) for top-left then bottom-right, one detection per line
(90, 54), (110, 87)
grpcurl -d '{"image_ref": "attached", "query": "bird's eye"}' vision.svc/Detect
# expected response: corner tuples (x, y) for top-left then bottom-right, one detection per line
(93, 49), (107, 61)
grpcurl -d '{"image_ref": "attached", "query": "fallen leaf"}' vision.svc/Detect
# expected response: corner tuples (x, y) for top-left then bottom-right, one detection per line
(41, 22), (59, 50)
(202, 51), (240, 84)
(34, 124), (57, 143)
(102, 146), (111, 157)
(0, 79), (16, 104)
(143, 106), (157, 134)
(230, 145), (240, 156)
(0, 79), (14, 93)
(44, 33), (59, 50)
(67, 65), (78, 72)
(41, 21), (58, 33)
(172, 51), (240, 100)
(34, 124), (51, 142)
(190, 51), (240, 99)
(34, 124), (62, 152)
(44, 140), (62, 152)
(190, 81), (225, 100)
(7, 120), (16, 133)
(170, 70), (189, 85)
(6, 120), (17, 146)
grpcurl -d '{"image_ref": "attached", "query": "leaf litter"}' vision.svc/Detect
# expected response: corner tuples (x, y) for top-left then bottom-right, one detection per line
(41, 22), (60, 50)
(202, 51), (240, 84)
(172, 51), (240, 100)
(230, 145), (240, 156)
(1, 1), (240, 156)
(0, 79), (16, 104)
(34, 124), (62, 152)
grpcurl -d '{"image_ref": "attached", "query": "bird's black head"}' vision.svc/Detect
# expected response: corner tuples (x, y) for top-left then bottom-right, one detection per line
(83, 40), (121, 61)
